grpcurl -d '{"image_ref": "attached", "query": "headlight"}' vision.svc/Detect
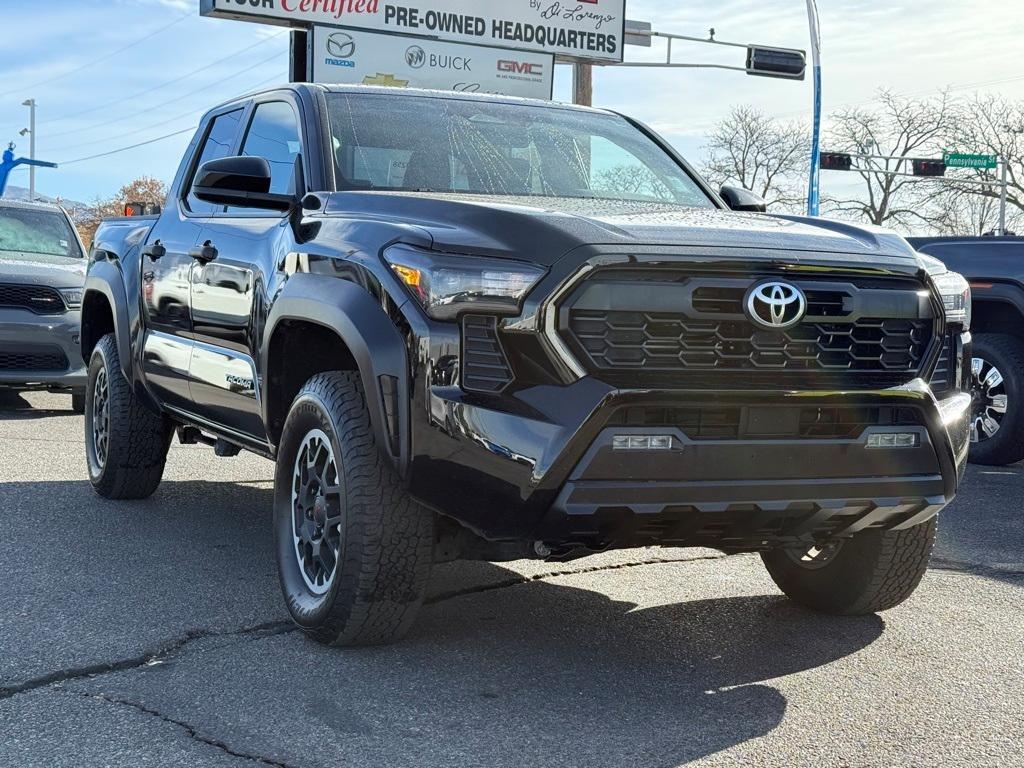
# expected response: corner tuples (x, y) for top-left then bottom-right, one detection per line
(931, 271), (971, 329)
(385, 245), (546, 321)
(59, 288), (84, 309)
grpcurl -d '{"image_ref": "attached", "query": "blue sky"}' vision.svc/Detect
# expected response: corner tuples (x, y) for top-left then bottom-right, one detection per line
(0, 0), (1022, 204)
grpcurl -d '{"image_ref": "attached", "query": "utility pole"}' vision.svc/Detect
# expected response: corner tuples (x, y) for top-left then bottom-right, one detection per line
(999, 157), (1008, 235)
(20, 99), (36, 201)
(572, 63), (593, 107)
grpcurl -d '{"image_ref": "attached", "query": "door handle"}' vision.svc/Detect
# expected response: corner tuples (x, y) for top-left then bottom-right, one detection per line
(142, 241), (166, 260)
(189, 241), (218, 263)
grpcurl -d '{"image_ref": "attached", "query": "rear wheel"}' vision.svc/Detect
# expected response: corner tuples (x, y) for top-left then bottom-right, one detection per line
(762, 518), (936, 615)
(85, 334), (170, 499)
(274, 371), (434, 646)
(968, 333), (1024, 466)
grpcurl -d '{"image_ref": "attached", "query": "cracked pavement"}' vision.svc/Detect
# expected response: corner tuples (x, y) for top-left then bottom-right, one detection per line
(1, 391), (1022, 767)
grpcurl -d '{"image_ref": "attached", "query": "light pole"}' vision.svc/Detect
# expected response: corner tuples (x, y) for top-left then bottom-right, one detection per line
(805, 0), (822, 216)
(20, 99), (36, 201)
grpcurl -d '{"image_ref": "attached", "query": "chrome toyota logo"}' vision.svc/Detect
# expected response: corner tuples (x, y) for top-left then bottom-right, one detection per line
(745, 281), (807, 330)
(405, 46), (426, 68)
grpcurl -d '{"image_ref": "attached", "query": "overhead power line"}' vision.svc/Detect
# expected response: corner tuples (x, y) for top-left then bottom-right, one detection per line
(47, 49), (285, 141)
(58, 128), (196, 166)
(41, 31), (288, 130)
(55, 72), (285, 166)
(0, 13), (192, 99)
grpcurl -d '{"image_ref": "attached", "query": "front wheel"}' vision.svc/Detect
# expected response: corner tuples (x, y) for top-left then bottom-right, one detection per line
(85, 334), (170, 499)
(274, 371), (434, 646)
(967, 333), (1024, 466)
(762, 518), (936, 615)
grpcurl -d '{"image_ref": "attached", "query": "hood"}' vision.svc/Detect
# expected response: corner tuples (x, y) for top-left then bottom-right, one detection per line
(322, 192), (922, 268)
(0, 251), (88, 286)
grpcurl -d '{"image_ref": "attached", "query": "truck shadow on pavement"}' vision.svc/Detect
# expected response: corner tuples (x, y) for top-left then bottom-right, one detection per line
(0, 391), (74, 419)
(0, 476), (886, 767)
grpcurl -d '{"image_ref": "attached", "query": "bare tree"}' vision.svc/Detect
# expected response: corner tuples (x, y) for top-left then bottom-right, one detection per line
(823, 90), (955, 230)
(73, 176), (167, 245)
(944, 94), (1024, 224)
(593, 165), (671, 200)
(702, 105), (808, 210)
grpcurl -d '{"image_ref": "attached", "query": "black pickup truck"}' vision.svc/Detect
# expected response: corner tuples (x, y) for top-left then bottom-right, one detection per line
(909, 236), (1024, 466)
(83, 85), (972, 646)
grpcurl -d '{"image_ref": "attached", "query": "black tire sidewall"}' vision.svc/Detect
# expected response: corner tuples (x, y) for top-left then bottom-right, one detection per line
(274, 392), (351, 630)
(84, 341), (112, 484)
(969, 334), (1024, 466)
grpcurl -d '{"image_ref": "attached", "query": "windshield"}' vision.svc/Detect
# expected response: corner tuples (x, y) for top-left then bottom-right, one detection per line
(326, 93), (714, 208)
(0, 206), (82, 259)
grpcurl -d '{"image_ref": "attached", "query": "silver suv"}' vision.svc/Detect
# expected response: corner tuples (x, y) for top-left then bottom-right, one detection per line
(0, 199), (87, 411)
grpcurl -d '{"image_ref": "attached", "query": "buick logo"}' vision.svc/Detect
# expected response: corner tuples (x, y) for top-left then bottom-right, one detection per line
(326, 33), (355, 59)
(405, 45), (426, 69)
(745, 281), (807, 330)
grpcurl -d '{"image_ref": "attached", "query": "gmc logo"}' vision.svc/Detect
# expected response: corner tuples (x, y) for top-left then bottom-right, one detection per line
(498, 60), (544, 75)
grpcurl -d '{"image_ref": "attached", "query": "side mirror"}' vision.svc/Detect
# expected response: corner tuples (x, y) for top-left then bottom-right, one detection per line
(720, 185), (767, 213)
(192, 156), (294, 212)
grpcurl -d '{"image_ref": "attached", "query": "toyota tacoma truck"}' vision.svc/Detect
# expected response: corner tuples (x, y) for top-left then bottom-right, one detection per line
(82, 85), (972, 646)
(908, 235), (1024, 466)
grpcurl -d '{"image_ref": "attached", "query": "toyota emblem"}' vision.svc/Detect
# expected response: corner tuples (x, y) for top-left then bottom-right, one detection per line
(745, 281), (807, 330)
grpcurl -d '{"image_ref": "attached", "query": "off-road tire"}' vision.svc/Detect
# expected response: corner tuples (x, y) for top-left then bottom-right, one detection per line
(969, 333), (1024, 466)
(71, 390), (86, 414)
(762, 518), (937, 615)
(85, 334), (170, 499)
(274, 371), (434, 647)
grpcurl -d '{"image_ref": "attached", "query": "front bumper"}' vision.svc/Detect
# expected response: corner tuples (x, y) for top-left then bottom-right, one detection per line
(0, 307), (86, 391)
(409, 376), (971, 550)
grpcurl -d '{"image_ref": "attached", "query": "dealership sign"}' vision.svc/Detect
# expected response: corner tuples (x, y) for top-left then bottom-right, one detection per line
(201, 0), (626, 62)
(312, 27), (554, 98)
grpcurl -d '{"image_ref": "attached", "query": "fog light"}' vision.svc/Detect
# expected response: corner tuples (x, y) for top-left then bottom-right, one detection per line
(866, 432), (919, 449)
(612, 435), (674, 451)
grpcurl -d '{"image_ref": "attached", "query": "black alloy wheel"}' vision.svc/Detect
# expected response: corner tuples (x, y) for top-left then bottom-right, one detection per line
(291, 429), (343, 596)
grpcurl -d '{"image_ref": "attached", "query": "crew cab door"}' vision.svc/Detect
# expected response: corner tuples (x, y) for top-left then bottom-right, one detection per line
(188, 99), (306, 440)
(140, 107), (245, 411)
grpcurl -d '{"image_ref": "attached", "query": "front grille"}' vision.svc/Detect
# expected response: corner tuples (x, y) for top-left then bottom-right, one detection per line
(0, 344), (69, 372)
(462, 315), (513, 393)
(569, 313), (930, 372)
(608, 404), (925, 441)
(929, 335), (956, 395)
(0, 283), (66, 315)
(559, 271), (936, 387)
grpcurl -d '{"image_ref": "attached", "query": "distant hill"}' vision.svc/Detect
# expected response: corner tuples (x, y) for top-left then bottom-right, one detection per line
(2, 185), (89, 212)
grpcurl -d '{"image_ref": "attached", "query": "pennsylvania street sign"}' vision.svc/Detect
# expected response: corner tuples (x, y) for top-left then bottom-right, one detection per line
(944, 152), (999, 170)
(201, 0), (627, 63)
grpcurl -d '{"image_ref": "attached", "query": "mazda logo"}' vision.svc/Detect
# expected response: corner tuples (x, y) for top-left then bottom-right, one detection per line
(745, 281), (807, 330)
(326, 33), (355, 59)
(405, 45), (426, 69)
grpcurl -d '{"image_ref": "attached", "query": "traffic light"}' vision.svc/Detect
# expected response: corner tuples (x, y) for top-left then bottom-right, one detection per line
(746, 46), (806, 80)
(820, 152), (853, 171)
(912, 159), (947, 177)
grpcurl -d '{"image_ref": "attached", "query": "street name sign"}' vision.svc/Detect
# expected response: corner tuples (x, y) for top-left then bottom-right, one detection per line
(944, 153), (998, 170)
(201, 0), (626, 62)
(311, 26), (554, 98)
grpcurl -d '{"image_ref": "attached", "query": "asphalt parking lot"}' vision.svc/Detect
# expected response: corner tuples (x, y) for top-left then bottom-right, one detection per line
(0, 391), (1021, 768)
